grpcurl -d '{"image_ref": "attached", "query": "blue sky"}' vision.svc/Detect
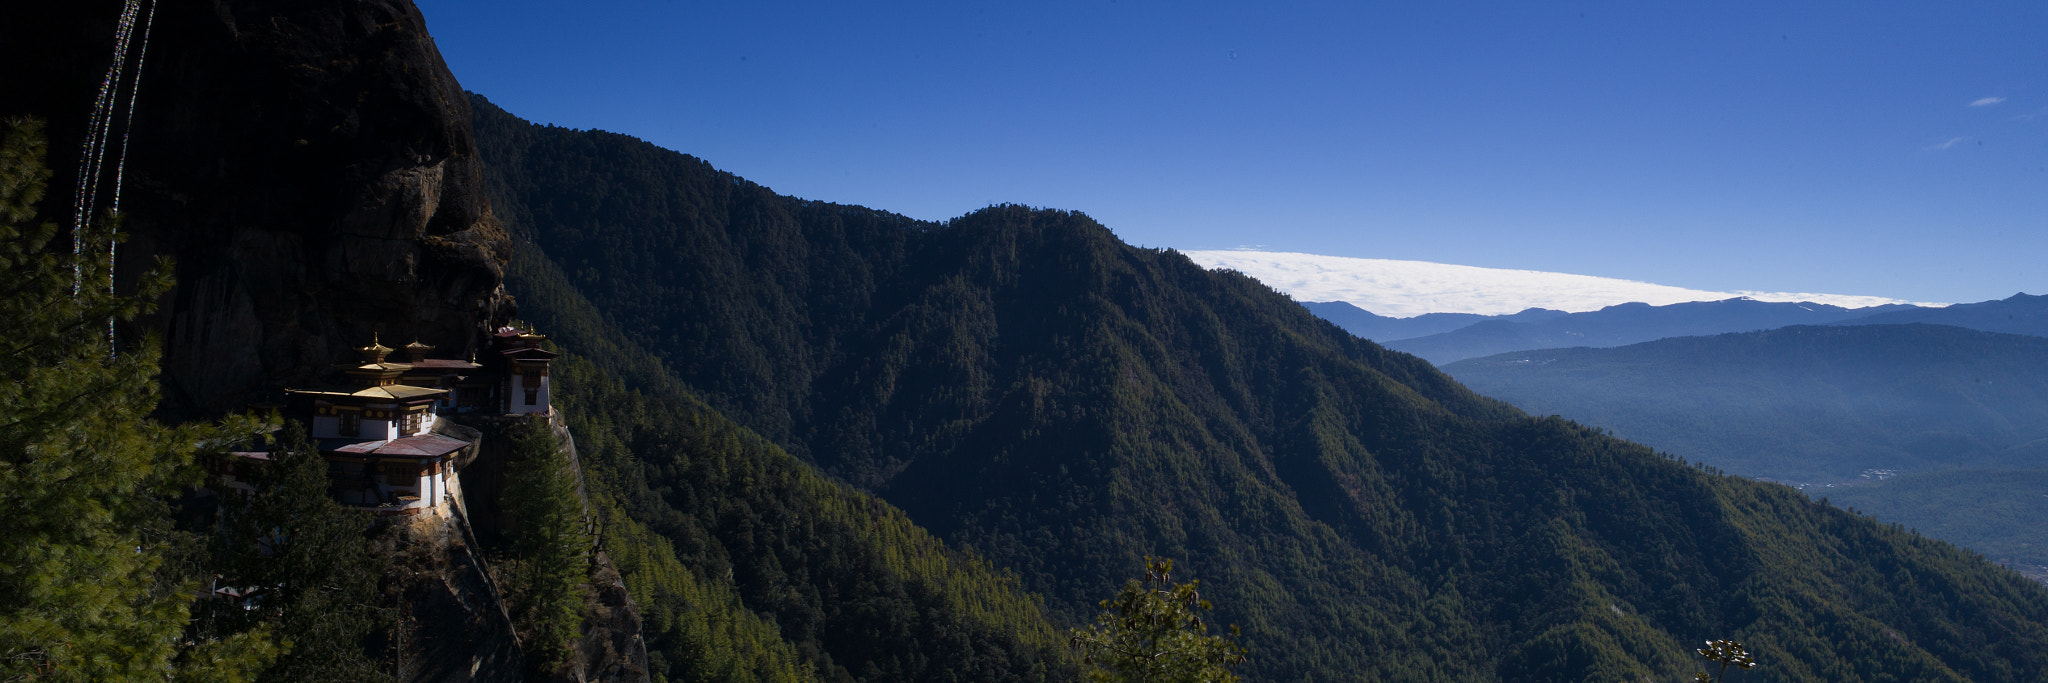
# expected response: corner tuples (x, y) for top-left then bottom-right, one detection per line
(418, 0), (2044, 304)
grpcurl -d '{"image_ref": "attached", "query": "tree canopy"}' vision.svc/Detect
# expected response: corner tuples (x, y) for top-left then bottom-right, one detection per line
(1069, 557), (1246, 683)
(0, 118), (271, 681)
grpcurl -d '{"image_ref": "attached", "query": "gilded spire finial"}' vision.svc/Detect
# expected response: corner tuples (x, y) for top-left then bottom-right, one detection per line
(356, 332), (394, 363)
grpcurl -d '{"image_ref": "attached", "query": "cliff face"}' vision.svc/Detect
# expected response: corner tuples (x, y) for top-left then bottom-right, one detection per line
(3, 0), (512, 416)
(457, 415), (652, 683)
(7, 4), (650, 680)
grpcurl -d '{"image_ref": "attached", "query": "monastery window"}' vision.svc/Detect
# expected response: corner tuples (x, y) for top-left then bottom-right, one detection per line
(339, 412), (360, 437)
(400, 411), (423, 436)
(524, 386), (538, 405)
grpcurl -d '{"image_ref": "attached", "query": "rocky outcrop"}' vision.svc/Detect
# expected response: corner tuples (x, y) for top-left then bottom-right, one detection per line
(8, 3), (650, 680)
(386, 513), (526, 683)
(3, 0), (513, 417)
(549, 414), (652, 683)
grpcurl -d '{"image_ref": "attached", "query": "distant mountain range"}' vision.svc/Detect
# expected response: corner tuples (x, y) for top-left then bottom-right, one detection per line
(1443, 322), (2048, 586)
(1382, 298), (1916, 364)
(1305, 292), (2046, 365)
(1826, 292), (2048, 338)
(1299, 301), (1566, 342)
(1443, 323), (2048, 484)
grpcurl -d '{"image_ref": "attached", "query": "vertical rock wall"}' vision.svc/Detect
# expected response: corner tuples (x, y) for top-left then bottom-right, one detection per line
(2, 0), (513, 417)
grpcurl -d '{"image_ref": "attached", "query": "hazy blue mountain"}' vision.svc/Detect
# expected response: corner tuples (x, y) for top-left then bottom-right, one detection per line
(1388, 297), (1918, 364)
(1444, 323), (2048, 484)
(1834, 292), (2048, 338)
(1299, 301), (1565, 341)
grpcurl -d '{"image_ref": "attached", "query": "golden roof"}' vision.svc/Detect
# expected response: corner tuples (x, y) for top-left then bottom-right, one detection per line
(288, 384), (449, 401)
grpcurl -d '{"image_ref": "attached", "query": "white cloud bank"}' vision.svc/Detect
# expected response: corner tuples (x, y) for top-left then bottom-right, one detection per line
(1180, 250), (1944, 317)
(1970, 96), (2006, 107)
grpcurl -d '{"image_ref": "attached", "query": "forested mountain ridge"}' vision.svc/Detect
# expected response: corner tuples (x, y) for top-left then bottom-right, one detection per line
(475, 97), (2048, 681)
(502, 213), (1080, 682)
(1825, 467), (2048, 583)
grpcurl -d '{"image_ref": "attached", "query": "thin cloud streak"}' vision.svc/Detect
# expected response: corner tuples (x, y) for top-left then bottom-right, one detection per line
(1970, 96), (2007, 107)
(1180, 250), (1942, 317)
(1925, 137), (1966, 151)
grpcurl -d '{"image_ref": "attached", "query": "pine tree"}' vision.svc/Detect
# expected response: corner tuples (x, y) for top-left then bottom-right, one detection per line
(0, 118), (269, 680)
(1069, 557), (1248, 683)
(196, 421), (392, 683)
(500, 415), (591, 673)
(1694, 639), (1756, 683)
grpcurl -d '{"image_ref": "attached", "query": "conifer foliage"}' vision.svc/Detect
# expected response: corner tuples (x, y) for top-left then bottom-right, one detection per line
(194, 421), (390, 683)
(1693, 639), (1756, 683)
(498, 415), (592, 674)
(0, 118), (267, 681)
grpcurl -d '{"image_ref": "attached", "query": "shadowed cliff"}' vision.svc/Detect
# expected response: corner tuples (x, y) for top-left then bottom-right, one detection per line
(2, 0), (513, 417)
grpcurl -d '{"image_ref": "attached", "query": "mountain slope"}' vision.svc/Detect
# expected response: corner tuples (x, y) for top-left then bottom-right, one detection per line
(1386, 298), (1913, 365)
(1824, 467), (2048, 582)
(1443, 324), (2048, 483)
(473, 97), (2048, 681)
(508, 227), (1077, 682)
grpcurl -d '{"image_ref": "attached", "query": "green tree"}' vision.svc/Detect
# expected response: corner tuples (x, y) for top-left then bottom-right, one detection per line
(499, 415), (591, 673)
(0, 118), (270, 680)
(195, 421), (392, 683)
(1693, 639), (1756, 683)
(1069, 557), (1247, 683)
